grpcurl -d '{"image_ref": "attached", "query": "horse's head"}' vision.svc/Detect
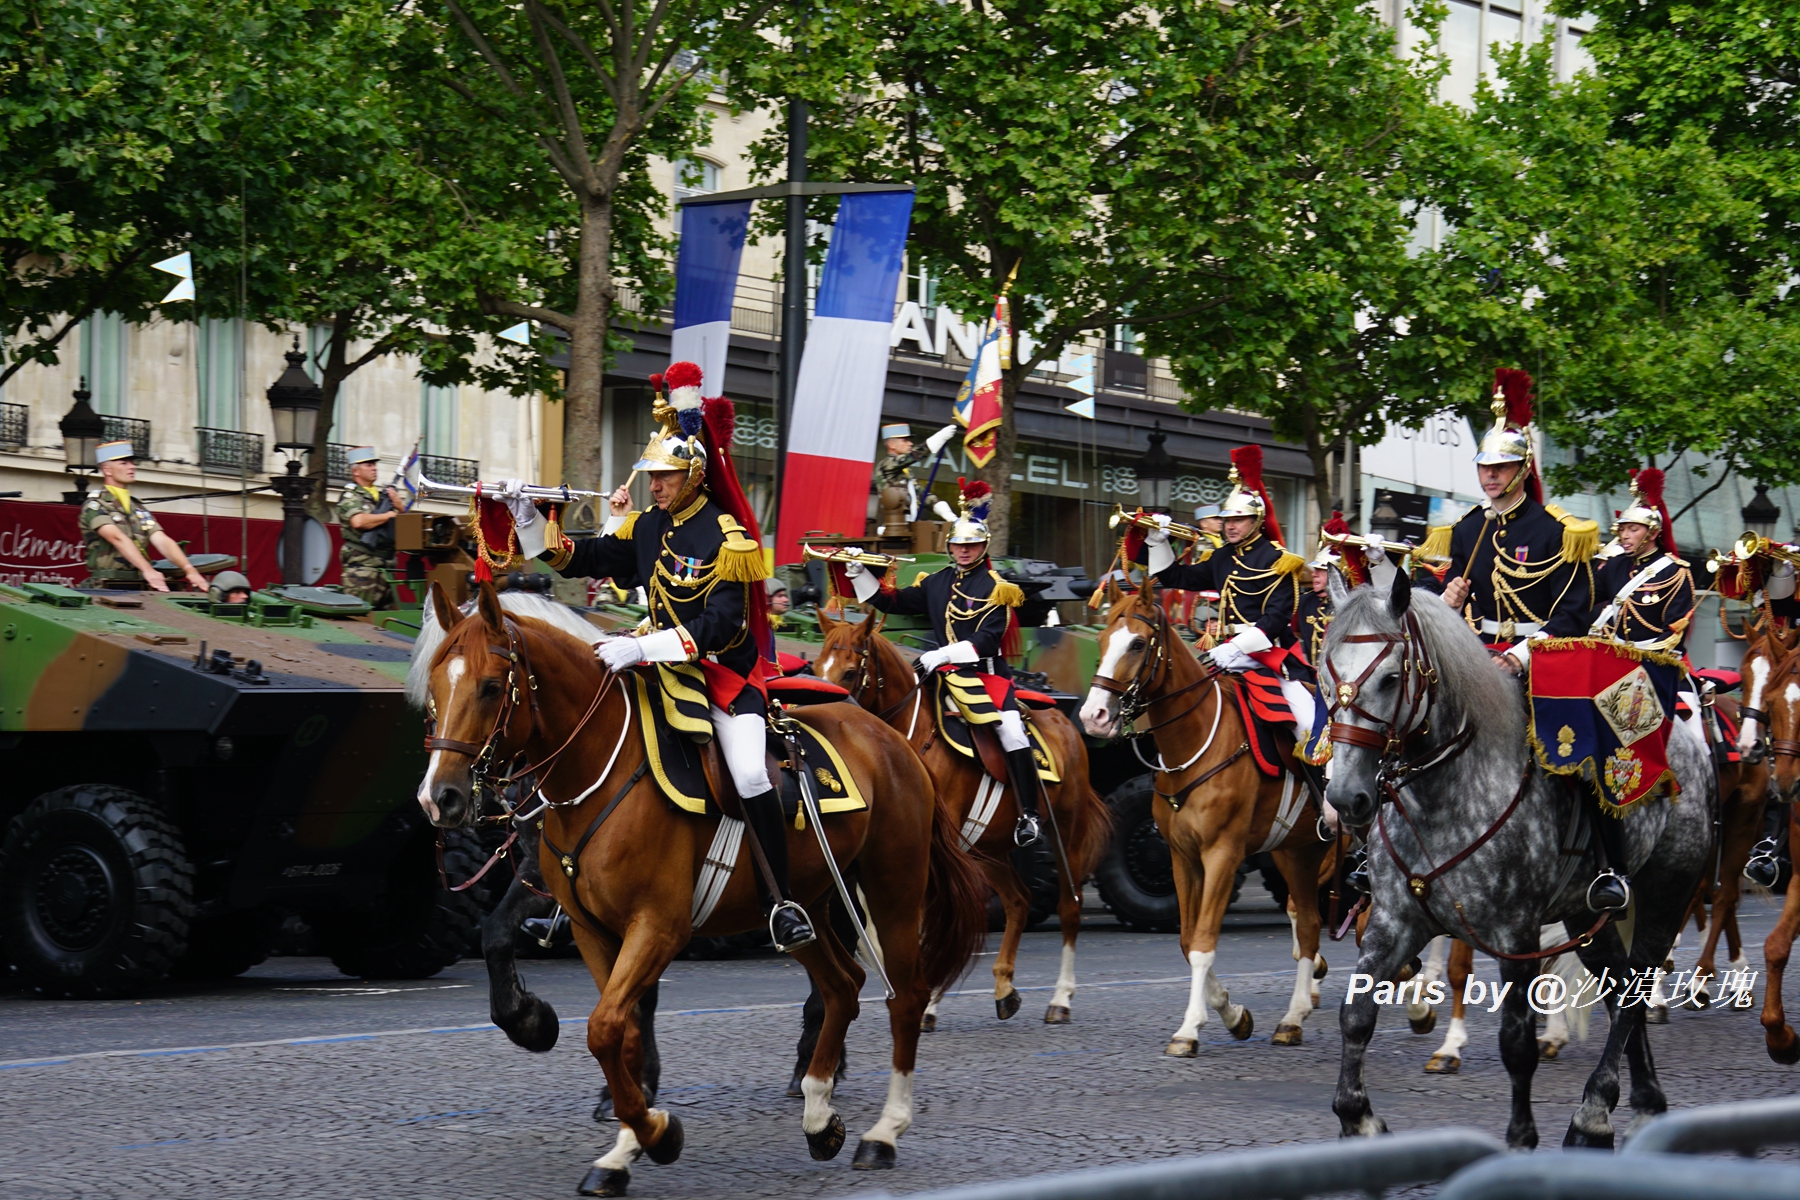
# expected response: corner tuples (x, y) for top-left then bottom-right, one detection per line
(814, 607), (877, 693)
(1755, 623), (1800, 799)
(415, 581), (534, 828)
(1080, 580), (1156, 737)
(1320, 567), (1426, 828)
(1739, 619), (1799, 767)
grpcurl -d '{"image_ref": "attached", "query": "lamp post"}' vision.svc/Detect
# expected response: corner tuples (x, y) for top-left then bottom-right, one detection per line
(1369, 489), (1405, 543)
(1742, 483), (1780, 541)
(1136, 421), (1179, 514)
(58, 378), (105, 505)
(266, 338), (322, 584)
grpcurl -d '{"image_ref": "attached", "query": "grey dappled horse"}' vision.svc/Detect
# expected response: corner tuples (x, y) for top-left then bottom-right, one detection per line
(1321, 569), (1713, 1149)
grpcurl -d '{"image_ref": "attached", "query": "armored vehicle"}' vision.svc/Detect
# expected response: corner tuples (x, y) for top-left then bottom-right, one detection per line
(0, 581), (480, 997)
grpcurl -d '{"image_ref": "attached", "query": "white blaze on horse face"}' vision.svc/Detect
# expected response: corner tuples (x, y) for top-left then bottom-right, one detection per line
(817, 651), (837, 679)
(861, 1070), (914, 1147)
(1080, 624), (1134, 734)
(1740, 653), (1771, 752)
(416, 654), (466, 819)
(800, 1073), (836, 1135)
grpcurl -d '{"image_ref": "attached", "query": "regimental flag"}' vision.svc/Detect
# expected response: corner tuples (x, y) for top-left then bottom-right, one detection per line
(954, 262), (1017, 468)
(670, 199), (752, 395)
(1529, 638), (1682, 812)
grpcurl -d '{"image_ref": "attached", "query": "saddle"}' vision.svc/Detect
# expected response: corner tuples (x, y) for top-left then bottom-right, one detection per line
(1231, 667), (1298, 778)
(627, 669), (867, 820)
(931, 682), (1062, 784)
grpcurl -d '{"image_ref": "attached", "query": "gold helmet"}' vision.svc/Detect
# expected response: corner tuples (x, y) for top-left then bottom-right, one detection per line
(633, 361), (707, 503)
(1217, 445), (1286, 545)
(1615, 467), (1666, 534)
(1473, 368), (1536, 500)
(946, 478), (993, 545)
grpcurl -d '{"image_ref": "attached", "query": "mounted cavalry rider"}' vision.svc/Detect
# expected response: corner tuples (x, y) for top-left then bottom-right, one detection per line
(1295, 510), (1361, 672)
(837, 480), (1042, 846)
(1140, 445), (1326, 791)
(500, 361), (815, 953)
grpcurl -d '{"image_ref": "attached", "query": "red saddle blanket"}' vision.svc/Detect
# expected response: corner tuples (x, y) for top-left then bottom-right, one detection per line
(1230, 667), (1293, 778)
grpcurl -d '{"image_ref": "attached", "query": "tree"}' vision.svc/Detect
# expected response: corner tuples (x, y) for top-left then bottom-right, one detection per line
(746, 0), (1437, 549)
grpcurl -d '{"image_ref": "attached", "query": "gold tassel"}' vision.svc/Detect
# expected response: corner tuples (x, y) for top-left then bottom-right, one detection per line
(987, 572), (1025, 607)
(713, 516), (769, 583)
(611, 511), (639, 540)
(1419, 524), (1453, 561)
(1273, 551), (1307, 577)
(1549, 510), (1600, 564)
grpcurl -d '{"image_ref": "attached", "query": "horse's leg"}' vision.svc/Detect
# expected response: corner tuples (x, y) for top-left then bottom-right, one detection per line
(1496, 955), (1541, 1150)
(582, 932), (684, 1196)
(849, 838), (933, 1171)
(791, 895), (856, 1093)
(596, 981), (661, 1122)
(1426, 939), (1472, 1073)
(982, 853), (1029, 1020)
(1165, 832), (1210, 1056)
(1044, 783), (1084, 1024)
(1565, 993), (1635, 1149)
(1193, 840), (1255, 1042)
(1623, 988), (1668, 1124)
(1335, 910), (1422, 1137)
(1762, 808), (1800, 1064)
(1270, 844), (1325, 1044)
(789, 919), (864, 1162)
(1407, 935), (1446, 1036)
(920, 984), (944, 1033)
(484, 875), (562, 1053)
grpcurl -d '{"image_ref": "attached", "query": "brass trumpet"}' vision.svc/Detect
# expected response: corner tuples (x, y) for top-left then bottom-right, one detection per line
(802, 543), (917, 569)
(1108, 504), (1207, 544)
(1320, 529), (1450, 565)
(1732, 530), (1800, 567)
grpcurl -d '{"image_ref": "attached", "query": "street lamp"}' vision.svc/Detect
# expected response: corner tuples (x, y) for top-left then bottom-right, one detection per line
(1742, 483), (1780, 541)
(59, 378), (105, 505)
(1370, 490), (1405, 543)
(1136, 421), (1179, 513)
(266, 337), (321, 584)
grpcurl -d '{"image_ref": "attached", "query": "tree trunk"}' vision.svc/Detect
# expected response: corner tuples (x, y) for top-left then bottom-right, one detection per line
(979, 369), (1023, 555)
(563, 196), (616, 495)
(305, 310), (356, 520)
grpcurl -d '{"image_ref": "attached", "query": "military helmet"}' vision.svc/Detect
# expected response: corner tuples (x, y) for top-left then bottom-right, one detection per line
(210, 570), (253, 601)
(1217, 468), (1266, 522)
(1615, 467), (1666, 534)
(1474, 368), (1534, 473)
(946, 477), (993, 545)
(633, 361), (708, 497)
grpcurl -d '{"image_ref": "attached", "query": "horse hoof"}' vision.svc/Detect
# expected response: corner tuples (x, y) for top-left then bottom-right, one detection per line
(1424, 1054), (1460, 1075)
(1409, 1009), (1438, 1036)
(500, 995), (561, 1053)
(1538, 1039), (1561, 1061)
(1766, 1026), (1800, 1065)
(1229, 1009), (1254, 1041)
(1271, 1023), (1303, 1046)
(806, 1114), (847, 1162)
(996, 990), (1022, 1021)
(852, 1139), (897, 1171)
(578, 1167), (630, 1197)
(1562, 1122), (1614, 1150)
(1314, 954), (1329, 981)
(1687, 988), (1710, 1011)
(1044, 1004), (1071, 1024)
(786, 1072), (806, 1099)
(920, 1012), (937, 1033)
(646, 1115), (684, 1165)
(1645, 1005), (1669, 1025)
(1165, 1037), (1199, 1058)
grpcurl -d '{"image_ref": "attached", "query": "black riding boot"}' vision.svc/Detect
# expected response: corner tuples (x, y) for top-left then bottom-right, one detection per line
(1745, 797), (1790, 889)
(1005, 745), (1045, 847)
(741, 785), (816, 952)
(1588, 802), (1631, 912)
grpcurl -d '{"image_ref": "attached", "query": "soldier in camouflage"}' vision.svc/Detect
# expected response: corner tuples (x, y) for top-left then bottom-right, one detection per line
(874, 421), (959, 529)
(334, 446), (401, 608)
(80, 441), (210, 592)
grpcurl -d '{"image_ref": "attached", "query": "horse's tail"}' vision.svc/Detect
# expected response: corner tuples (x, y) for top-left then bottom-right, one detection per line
(918, 786), (988, 994)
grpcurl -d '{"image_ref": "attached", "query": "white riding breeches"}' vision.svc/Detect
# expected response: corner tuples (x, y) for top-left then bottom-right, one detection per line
(1280, 678), (1318, 750)
(712, 706), (773, 799)
(997, 708), (1032, 752)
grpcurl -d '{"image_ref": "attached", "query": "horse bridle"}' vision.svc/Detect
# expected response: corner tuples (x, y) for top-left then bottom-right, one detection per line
(1089, 601), (1216, 737)
(837, 615), (932, 724)
(1744, 632), (1800, 761)
(1325, 609), (1472, 792)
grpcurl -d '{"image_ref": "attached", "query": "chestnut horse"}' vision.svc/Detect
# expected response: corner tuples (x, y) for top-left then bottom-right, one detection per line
(414, 583), (986, 1194)
(813, 611), (1112, 1024)
(1078, 583), (1333, 1052)
(1751, 621), (1800, 1063)
(1681, 686), (1772, 1008)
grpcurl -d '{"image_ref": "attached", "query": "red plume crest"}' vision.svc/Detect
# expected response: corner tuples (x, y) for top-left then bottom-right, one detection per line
(1229, 444), (1283, 546)
(1323, 509), (1350, 537)
(1632, 467), (1677, 553)
(663, 361), (704, 392)
(1494, 368), (1534, 429)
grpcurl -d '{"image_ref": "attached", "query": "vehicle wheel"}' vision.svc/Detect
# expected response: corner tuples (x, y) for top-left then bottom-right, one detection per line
(313, 828), (483, 980)
(1093, 776), (1178, 931)
(0, 785), (194, 998)
(171, 906), (280, 980)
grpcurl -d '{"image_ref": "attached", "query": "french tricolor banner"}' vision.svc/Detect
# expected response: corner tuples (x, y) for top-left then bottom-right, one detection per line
(775, 190), (915, 563)
(670, 199), (752, 395)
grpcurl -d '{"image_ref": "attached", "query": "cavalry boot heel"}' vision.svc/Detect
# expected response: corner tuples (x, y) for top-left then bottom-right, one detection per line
(743, 785), (816, 952)
(1587, 805), (1631, 913)
(1005, 746), (1044, 847)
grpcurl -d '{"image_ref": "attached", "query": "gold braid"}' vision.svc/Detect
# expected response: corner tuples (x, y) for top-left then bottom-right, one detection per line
(646, 529), (749, 652)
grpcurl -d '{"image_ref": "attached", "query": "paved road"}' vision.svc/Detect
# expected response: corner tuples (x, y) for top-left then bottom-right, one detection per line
(3, 897), (1796, 1199)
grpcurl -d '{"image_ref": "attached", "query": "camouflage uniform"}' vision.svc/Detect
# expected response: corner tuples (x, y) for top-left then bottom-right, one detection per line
(334, 484), (394, 608)
(876, 444), (932, 491)
(80, 487), (163, 585)
(876, 444), (932, 528)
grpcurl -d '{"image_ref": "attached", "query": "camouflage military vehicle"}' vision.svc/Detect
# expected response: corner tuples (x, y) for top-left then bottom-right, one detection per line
(0, 581), (481, 997)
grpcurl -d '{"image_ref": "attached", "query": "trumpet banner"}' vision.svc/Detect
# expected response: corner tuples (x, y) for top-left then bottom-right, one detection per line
(1528, 639), (1681, 813)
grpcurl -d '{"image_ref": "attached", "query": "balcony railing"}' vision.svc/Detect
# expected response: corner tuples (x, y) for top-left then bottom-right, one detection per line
(420, 454), (479, 487)
(101, 415), (151, 460)
(326, 442), (357, 484)
(0, 402), (27, 450)
(196, 427), (265, 473)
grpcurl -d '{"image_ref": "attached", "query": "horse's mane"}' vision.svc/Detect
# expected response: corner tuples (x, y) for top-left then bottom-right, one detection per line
(1328, 585), (1524, 742)
(405, 592), (610, 709)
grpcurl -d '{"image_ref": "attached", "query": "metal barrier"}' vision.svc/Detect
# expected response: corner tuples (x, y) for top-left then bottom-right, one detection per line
(1437, 1151), (1800, 1200)
(870, 1129), (1505, 1200)
(1622, 1094), (1800, 1157)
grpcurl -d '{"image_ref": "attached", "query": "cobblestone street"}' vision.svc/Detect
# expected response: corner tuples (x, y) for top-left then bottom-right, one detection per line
(3, 897), (1795, 1200)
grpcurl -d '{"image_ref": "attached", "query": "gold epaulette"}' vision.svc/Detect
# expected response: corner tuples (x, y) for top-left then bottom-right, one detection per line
(611, 511), (639, 540)
(1272, 550), (1308, 577)
(1544, 504), (1600, 564)
(715, 514), (768, 582)
(988, 571), (1025, 607)
(1419, 524), (1453, 561)
(1194, 547), (1215, 563)
(913, 570), (931, 588)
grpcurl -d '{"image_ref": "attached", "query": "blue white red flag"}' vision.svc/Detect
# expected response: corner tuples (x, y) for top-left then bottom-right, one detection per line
(670, 199), (752, 395)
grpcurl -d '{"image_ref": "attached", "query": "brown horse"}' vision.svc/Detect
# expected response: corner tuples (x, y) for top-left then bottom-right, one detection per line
(1078, 583), (1332, 1052)
(1680, 687), (1773, 1008)
(414, 584), (987, 1193)
(813, 610), (1111, 1024)
(1750, 621), (1800, 1064)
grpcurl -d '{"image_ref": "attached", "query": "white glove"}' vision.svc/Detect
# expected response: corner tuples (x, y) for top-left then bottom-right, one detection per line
(597, 636), (647, 672)
(1208, 642), (1256, 672)
(841, 547), (867, 578)
(930, 498), (957, 523)
(925, 423), (957, 454)
(1144, 514), (1171, 546)
(496, 479), (546, 558)
(917, 645), (953, 671)
(1770, 560), (1797, 601)
(1144, 515), (1175, 575)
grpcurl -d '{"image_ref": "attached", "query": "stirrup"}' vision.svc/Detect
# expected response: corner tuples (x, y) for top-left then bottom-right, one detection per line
(1014, 812), (1043, 847)
(1586, 870), (1631, 913)
(1744, 839), (1782, 889)
(768, 900), (816, 954)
